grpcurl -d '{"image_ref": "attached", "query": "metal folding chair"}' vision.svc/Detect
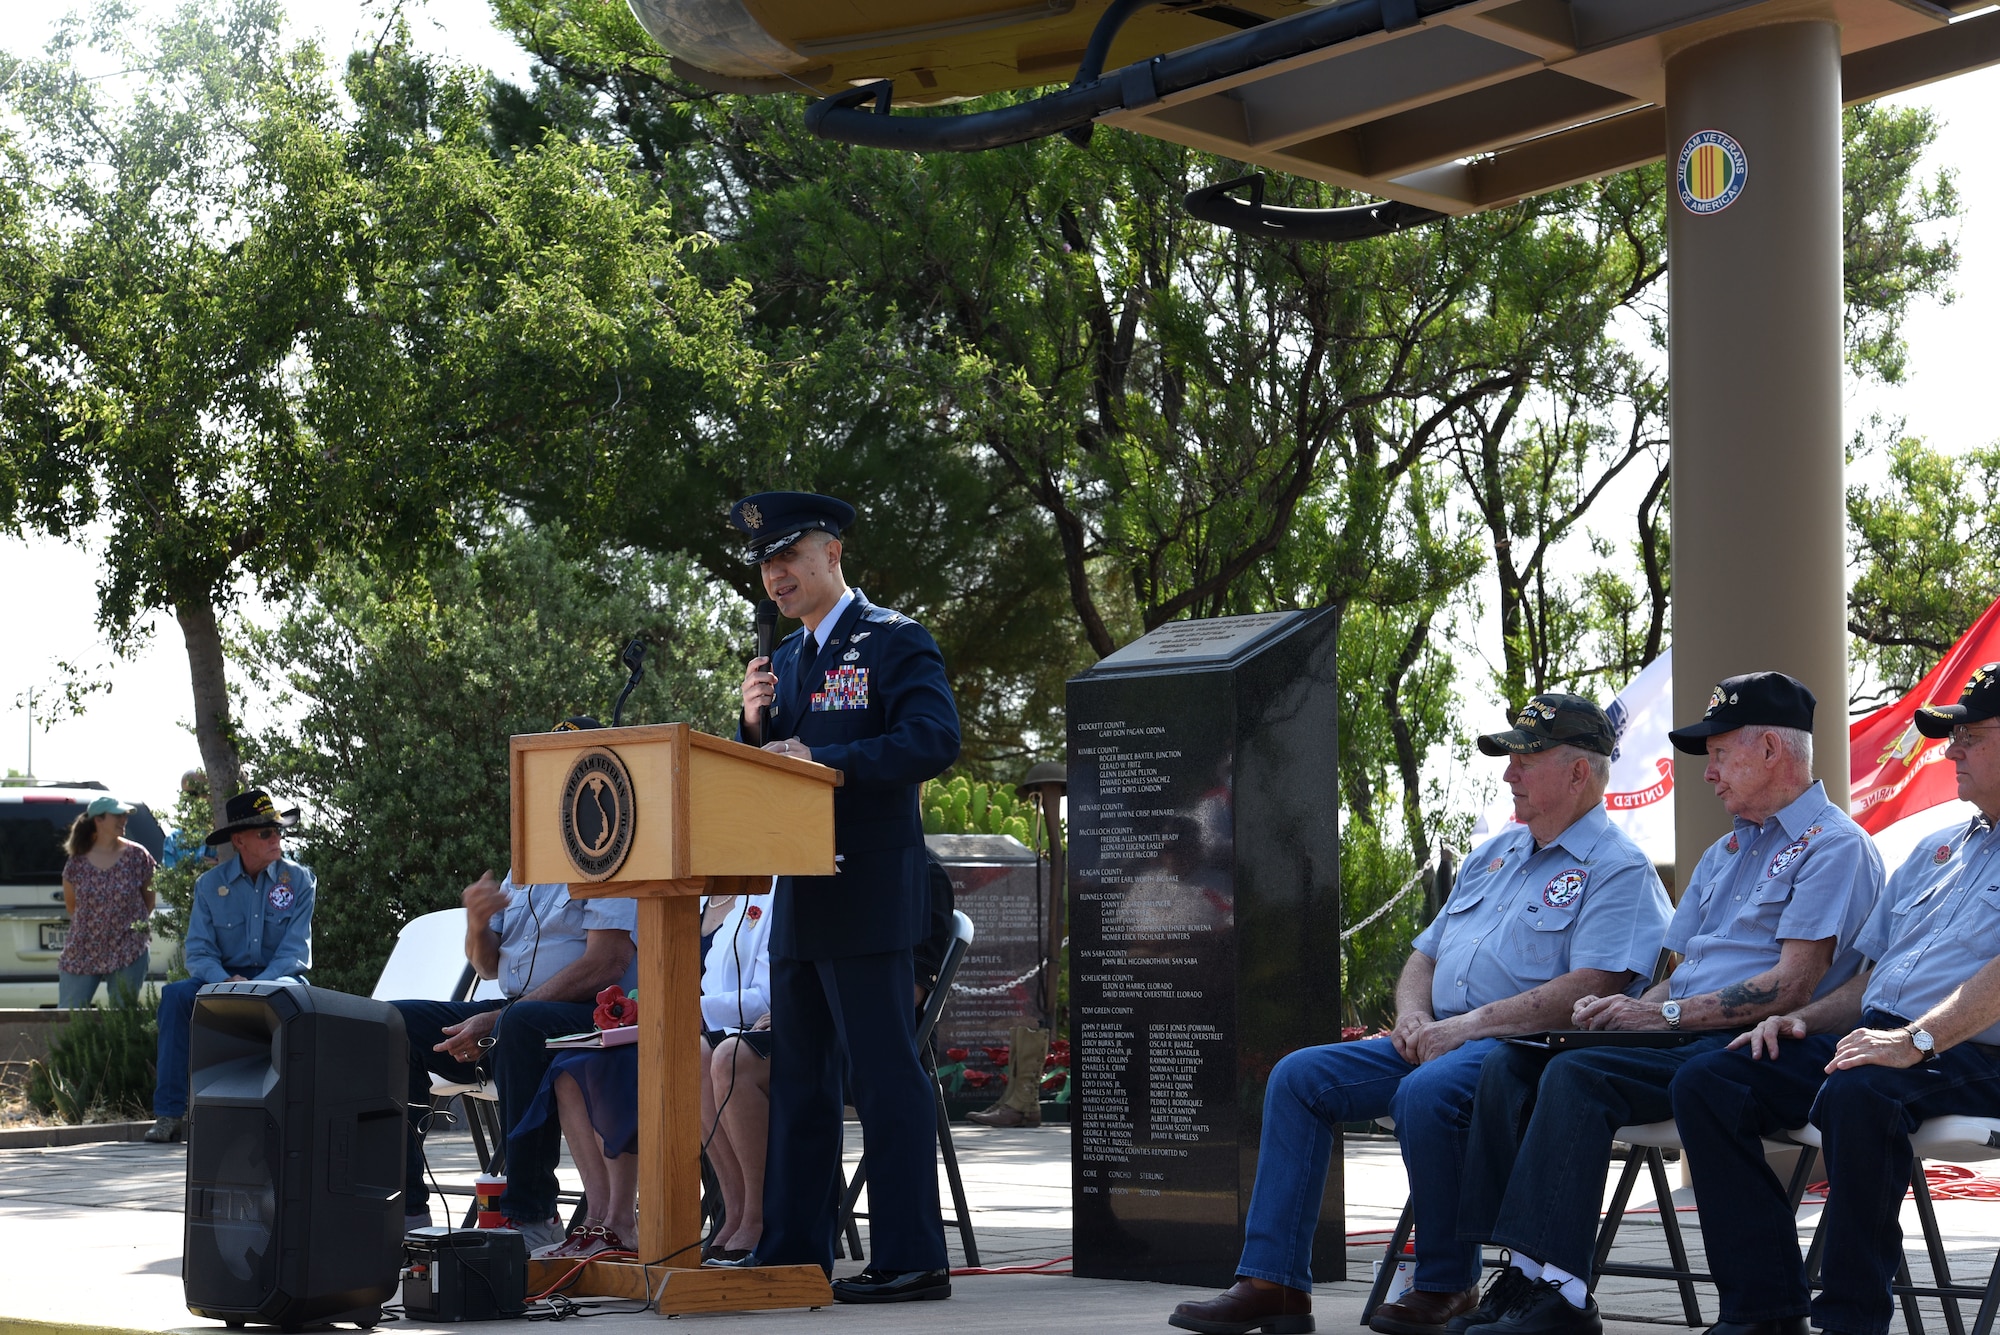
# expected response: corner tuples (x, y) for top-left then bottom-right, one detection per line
(837, 909), (981, 1266)
(1359, 1118), (1816, 1328)
(1795, 1116), (2000, 1335)
(1588, 1120), (1818, 1327)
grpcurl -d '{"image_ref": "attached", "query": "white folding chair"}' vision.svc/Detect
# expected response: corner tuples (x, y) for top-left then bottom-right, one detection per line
(1795, 1116), (2000, 1335)
(373, 909), (510, 1219)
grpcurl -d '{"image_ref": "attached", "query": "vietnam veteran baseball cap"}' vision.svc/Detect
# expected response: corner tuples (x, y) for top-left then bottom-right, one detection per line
(1476, 693), (1617, 757)
(1668, 671), (1817, 755)
(1914, 663), (2000, 739)
(728, 492), (857, 566)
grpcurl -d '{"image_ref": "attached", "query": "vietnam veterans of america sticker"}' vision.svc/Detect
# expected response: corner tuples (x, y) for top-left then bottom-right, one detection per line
(1679, 130), (1747, 214)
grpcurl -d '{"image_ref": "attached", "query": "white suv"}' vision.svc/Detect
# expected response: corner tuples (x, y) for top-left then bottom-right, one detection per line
(0, 784), (174, 1007)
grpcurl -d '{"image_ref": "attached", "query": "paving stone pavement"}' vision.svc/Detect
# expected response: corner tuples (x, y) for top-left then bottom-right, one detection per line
(1, 1122), (1994, 1335)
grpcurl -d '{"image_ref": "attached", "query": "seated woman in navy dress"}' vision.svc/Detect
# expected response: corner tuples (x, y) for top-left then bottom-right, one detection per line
(509, 886), (773, 1261)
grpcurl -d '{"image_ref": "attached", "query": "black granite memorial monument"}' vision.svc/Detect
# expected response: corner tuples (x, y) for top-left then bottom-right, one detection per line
(1068, 609), (1342, 1286)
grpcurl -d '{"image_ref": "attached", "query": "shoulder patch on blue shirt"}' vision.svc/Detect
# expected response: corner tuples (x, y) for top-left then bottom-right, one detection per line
(1543, 869), (1588, 907)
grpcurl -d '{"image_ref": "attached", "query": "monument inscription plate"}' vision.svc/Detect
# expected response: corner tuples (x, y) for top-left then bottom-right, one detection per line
(1069, 610), (1342, 1286)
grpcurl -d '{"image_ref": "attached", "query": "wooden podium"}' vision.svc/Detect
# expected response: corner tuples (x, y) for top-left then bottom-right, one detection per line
(509, 723), (840, 1314)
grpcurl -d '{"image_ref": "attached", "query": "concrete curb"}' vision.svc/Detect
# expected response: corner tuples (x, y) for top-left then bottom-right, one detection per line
(0, 1120), (155, 1149)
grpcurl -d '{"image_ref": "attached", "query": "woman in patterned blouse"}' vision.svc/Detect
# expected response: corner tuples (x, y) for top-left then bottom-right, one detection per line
(58, 795), (157, 1008)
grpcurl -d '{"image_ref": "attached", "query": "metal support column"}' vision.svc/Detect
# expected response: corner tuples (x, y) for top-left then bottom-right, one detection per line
(1667, 17), (1852, 881)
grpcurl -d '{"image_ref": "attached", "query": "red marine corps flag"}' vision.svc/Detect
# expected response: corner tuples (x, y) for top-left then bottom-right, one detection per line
(1850, 595), (2000, 834)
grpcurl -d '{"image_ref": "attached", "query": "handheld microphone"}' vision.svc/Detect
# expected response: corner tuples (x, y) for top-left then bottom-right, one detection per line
(754, 599), (778, 743)
(611, 637), (646, 727)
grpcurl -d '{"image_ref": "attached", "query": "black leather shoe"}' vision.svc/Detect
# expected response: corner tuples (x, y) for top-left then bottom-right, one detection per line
(1705, 1320), (1809, 1335)
(830, 1267), (951, 1303)
(1480, 1280), (1601, 1335)
(1449, 1267), (1534, 1334)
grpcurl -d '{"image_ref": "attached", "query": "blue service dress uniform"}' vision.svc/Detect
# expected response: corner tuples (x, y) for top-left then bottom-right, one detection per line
(746, 590), (961, 1274)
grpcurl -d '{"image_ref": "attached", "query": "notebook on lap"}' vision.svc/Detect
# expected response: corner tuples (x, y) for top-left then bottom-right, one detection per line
(1504, 1029), (1715, 1051)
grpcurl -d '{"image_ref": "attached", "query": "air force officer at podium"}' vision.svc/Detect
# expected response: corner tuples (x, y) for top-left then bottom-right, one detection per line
(731, 491), (961, 1303)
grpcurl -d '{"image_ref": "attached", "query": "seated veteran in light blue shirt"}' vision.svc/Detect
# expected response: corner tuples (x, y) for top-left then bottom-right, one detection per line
(1457, 671), (1883, 1335)
(145, 789), (316, 1144)
(1699, 664), (2000, 1335)
(1170, 695), (1670, 1335)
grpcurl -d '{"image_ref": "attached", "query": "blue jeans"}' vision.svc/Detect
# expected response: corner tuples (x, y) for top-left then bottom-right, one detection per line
(390, 998), (596, 1223)
(1810, 1011), (2000, 1335)
(1457, 1036), (1730, 1279)
(1239, 1035), (1500, 1293)
(1670, 1035), (1839, 1321)
(58, 954), (149, 1008)
(153, 976), (306, 1117)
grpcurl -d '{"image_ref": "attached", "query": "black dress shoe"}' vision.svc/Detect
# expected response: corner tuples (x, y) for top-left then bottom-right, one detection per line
(1480, 1280), (1601, 1335)
(830, 1267), (951, 1303)
(1705, 1320), (1809, 1335)
(700, 1248), (753, 1268)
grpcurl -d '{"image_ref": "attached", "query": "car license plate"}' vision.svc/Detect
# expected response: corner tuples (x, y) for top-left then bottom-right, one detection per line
(39, 923), (68, 951)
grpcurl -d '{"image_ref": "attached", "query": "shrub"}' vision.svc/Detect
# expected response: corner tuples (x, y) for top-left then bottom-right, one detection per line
(921, 775), (1043, 842)
(28, 983), (159, 1123)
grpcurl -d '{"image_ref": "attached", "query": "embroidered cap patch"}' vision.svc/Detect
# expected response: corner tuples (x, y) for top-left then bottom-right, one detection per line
(812, 666), (870, 711)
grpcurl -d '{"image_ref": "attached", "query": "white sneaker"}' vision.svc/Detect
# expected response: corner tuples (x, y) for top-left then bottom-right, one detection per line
(508, 1216), (567, 1254)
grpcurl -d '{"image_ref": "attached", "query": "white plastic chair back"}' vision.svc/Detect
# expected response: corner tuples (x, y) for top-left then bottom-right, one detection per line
(372, 908), (472, 1001)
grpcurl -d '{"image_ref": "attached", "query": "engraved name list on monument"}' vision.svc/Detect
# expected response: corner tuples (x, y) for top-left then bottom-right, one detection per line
(1071, 706), (1234, 1210)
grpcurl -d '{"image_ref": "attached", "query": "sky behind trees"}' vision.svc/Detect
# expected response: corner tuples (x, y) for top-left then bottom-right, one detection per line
(4, 2), (1998, 809)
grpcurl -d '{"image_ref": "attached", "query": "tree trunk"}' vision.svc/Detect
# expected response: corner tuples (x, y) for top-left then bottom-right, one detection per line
(1383, 613), (1433, 869)
(176, 599), (243, 825)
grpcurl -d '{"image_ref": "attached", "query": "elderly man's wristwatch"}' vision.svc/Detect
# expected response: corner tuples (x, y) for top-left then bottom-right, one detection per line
(1908, 1026), (1937, 1063)
(1661, 1000), (1683, 1030)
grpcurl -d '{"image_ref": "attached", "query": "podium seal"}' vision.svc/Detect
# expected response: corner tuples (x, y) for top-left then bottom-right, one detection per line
(560, 746), (636, 880)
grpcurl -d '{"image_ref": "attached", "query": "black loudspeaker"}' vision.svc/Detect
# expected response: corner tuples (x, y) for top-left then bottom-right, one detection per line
(183, 982), (408, 1330)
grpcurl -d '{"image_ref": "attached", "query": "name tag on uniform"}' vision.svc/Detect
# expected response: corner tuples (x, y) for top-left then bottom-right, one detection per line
(812, 666), (869, 711)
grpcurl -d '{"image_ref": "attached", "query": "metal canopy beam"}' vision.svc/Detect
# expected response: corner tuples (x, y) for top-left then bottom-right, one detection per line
(1099, 0), (2000, 214)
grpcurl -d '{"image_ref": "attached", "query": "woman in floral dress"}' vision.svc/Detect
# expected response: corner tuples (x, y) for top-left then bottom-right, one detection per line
(58, 796), (157, 1008)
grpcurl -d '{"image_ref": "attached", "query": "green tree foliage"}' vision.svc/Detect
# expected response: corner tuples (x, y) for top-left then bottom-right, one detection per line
(1841, 104), (1961, 386)
(0, 1), (754, 821)
(1848, 435), (2000, 710)
(455, 7), (1965, 1018)
(150, 784), (220, 958)
(237, 523), (742, 995)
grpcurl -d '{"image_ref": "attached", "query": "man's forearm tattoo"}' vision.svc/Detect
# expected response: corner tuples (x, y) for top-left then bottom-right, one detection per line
(1715, 979), (1780, 1017)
